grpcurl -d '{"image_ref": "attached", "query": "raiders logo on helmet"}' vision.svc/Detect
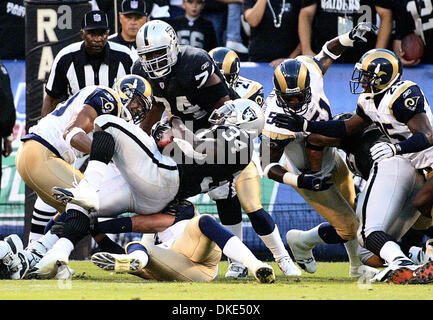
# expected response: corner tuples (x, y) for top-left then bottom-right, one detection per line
(242, 107), (258, 121)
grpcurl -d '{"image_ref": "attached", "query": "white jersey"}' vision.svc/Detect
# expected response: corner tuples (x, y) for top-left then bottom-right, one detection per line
(29, 85), (121, 163)
(357, 80), (433, 169)
(234, 76), (265, 107)
(153, 219), (190, 249)
(263, 56), (336, 174)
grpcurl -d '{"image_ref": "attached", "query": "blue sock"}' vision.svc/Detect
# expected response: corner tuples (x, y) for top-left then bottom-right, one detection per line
(44, 212), (67, 234)
(318, 222), (347, 244)
(126, 242), (148, 255)
(198, 215), (234, 250)
(247, 208), (275, 236)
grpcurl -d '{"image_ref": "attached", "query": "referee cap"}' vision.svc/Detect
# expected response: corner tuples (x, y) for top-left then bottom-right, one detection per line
(121, 0), (146, 16)
(82, 10), (110, 31)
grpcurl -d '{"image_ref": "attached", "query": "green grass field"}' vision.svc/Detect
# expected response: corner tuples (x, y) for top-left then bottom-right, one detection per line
(1, 261), (433, 300)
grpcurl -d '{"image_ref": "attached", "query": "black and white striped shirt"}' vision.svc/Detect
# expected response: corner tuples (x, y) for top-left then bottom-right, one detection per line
(45, 41), (137, 99)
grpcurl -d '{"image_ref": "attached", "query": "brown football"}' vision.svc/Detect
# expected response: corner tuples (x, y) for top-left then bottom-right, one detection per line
(401, 33), (424, 61)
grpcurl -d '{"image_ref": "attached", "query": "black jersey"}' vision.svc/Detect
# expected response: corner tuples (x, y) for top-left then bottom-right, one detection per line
(171, 16), (218, 52)
(132, 45), (238, 131)
(339, 126), (390, 180)
(175, 124), (253, 199)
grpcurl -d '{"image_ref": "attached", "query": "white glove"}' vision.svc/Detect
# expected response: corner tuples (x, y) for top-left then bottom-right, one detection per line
(370, 142), (397, 162)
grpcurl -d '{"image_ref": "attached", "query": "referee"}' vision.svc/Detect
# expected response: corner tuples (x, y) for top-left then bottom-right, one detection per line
(41, 10), (137, 117)
(108, 0), (147, 55)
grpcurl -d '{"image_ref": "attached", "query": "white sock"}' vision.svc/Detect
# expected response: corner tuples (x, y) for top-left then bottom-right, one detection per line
(222, 222), (243, 241)
(380, 241), (407, 265)
(29, 197), (57, 242)
(344, 238), (363, 268)
(82, 160), (107, 190)
(222, 236), (262, 272)
(299, 225), (326, 248)
(48, 238), (74, 261)
(0, 241), (10, 259)
(29, 230), (59, 252)
(129, 250), (149, 268)
(259, 225), (289, 260)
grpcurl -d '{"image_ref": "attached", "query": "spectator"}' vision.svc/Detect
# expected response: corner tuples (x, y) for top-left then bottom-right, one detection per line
(243, 0), (301, 65)
(41, 10), (136, 117)
(169, 0), (186, 18)
(225, 0), (249, 54)
(202, 0), (228, 46)
(298, 0), (393, 63)
(393, 0), (433, 67)
(108, 0), (147, 55)
(0, 61), (16, 195)
(171, 0), (218, 51)
(0, 0), (25, 60)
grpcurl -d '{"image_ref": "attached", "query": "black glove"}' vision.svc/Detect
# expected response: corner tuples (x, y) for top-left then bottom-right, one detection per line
(297, 172), (333, 191)
(50, 222), (65, 237)
(274, 112), (307, 132)
(349, 22), (378, 43)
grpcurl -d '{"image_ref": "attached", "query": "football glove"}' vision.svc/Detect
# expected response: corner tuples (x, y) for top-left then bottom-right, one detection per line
(298, 172), (333, 191)
(370, 142), (397, 162)
(274, 112), (308, 132)
(349, 22), (378, 43)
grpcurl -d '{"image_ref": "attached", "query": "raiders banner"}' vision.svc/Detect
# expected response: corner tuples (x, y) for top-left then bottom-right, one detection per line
(24, 0), (91, 247)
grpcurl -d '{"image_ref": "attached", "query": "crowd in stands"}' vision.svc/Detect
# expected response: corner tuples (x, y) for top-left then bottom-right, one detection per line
(1, 0), (433, 66)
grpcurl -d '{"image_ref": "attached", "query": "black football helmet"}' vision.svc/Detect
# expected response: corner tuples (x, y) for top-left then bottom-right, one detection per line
(350, 48), (402, 97)
(116, 74), (152, 124)
(209, 47), (240, 88)
(273, 59), (311, 115)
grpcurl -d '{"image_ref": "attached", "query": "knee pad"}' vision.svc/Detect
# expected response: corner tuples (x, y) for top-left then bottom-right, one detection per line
(61, 209), (90, 245)
(90, 131), (115, 164)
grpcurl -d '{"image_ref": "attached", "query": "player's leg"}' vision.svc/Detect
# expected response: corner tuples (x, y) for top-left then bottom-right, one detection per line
(235, 161), (301, 276)
(209, 182), (247, 278)
(28, 197), (57, 242)
(358, 158), (432, 284)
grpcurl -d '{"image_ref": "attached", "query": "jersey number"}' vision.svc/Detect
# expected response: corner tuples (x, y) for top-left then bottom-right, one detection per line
(221, 126), (248, 152)
(51, 91), (79, 117)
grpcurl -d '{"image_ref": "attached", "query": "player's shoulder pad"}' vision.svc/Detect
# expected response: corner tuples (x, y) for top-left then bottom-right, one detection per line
(84, 87), (122, 117)
(296, 55), (324, 77)
(179, 46), (216, 89)
(389, 81), (425, 124)
(261, 129), (295, 150)
(247, 81), (265, 107)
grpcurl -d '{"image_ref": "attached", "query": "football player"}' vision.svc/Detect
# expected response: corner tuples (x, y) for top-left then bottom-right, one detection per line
(207, 47), (267, 278)
(261, 22), (378, 277)
(12, 75), (149, 278)
(274, 48), (433, 283)
(92, 205), (276, 283)
(133, 19), (300, 277)
(306, 112), (433, 284)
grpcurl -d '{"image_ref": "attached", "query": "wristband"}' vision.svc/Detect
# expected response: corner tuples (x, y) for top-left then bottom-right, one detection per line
(322, 41), (341, 60)
(65, 127), (86, 148)
(282, 172), (299, 187)
(339, 32), (355, 47)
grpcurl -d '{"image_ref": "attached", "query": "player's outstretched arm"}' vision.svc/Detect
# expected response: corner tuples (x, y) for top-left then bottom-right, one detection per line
(316, 22), (378, 74)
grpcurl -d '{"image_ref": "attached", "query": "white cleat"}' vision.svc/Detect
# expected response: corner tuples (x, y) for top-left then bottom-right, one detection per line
(253, 262), (275, 284)
(27, 251), (68, 279)
(276, 255), (302, 276)
(370, 257), (420, 284)
(1, 235), (29, 279)
(91, 252), (144, 273)
(409, 239), (433, 265)
(52, 179), (99, 212)
(225, 260), (248, 279)
(286, 230), (317, 273)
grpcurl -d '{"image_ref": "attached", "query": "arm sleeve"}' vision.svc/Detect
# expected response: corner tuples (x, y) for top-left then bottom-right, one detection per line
(84, 88), (122, 116)
(0, 64), (16, 137)
(390, 84), (426, 124)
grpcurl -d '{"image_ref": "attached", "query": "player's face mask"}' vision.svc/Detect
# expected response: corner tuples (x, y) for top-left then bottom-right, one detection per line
(140, 48), (171, 78)
(276, 87), (311, 115)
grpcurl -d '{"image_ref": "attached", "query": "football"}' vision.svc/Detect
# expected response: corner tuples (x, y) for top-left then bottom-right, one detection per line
(401, 33), (424, 61)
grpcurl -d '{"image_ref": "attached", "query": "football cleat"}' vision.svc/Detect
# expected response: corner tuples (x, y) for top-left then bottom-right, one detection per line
(55, 264), (75, 280)
(253, 262), (275, 284)
(414, 261), (433, 284)
(1, 235), (27, 278)
(91, 252), (144, 273)
(225, 260), (248, 279)
(371, 257), (420, 284)
(276, 255), (302, 276)
(27, 250), (68, 279)
(52, 179), (99, 212)
(286, 230), (317, 273)
(409, 239), (433, 265)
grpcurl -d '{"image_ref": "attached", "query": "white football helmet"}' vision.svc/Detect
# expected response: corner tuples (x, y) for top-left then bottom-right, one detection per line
(209, 98), (265, 139)
(136, 20), (179, 79)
